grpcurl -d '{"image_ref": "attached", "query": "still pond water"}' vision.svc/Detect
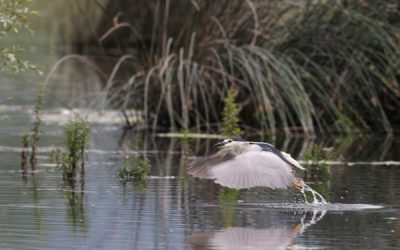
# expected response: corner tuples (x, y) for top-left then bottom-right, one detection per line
(0, 98), (399, 249)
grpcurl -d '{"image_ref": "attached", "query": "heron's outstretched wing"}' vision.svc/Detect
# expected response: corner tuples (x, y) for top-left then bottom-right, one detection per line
(280, 152), (304, 170)
(188, 153), (235, 179)
(208, 151), (296, 189)
(253, 142), (305, 170)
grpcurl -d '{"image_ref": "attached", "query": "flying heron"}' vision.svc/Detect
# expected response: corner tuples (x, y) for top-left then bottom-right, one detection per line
(188, 137), (304, 190)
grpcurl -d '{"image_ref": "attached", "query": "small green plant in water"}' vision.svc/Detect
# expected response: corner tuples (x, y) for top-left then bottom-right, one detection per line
(221, 87), (242, 137)
(302, 144), (332, 179)
(22, 134), (30, 148)
(118, 156), (150, 181)
(32, 83), (45, 143)
(29, 82), (46, 167)
(49, 148), (58, 162)
(130, 159), (150, 180)
(62, 117), (91, 179)
(21, 133), (29, 175)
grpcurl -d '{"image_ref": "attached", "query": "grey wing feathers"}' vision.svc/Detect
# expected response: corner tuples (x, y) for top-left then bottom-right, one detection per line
(188, 153), (235, 179)
(209, 151), (296, 189)
(189, 151), (296, 190)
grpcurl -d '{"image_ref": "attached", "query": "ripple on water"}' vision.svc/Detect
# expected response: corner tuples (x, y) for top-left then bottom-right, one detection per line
(240, 202), (384, 211)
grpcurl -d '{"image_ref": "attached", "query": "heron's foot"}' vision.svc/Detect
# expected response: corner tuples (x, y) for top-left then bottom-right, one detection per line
(292, 223), (303, 236)
(293, 178), (303, 190)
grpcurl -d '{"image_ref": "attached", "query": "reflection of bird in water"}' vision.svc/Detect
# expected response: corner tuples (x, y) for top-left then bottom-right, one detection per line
(188, 227), (296, 250)
(188, 137), (304, 190)
(188, 210), (326, 250)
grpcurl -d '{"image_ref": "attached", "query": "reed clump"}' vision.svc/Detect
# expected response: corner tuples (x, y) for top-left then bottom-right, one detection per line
(63, 0), (400, 135)
(61, 117), (91, 179)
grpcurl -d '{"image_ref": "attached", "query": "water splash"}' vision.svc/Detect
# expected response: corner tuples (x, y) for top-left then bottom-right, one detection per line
(299, 179), (327, 205)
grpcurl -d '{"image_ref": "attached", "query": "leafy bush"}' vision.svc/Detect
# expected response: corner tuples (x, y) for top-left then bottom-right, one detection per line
(0, 0), (37, 73)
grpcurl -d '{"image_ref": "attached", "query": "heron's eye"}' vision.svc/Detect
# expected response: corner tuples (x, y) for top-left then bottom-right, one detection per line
(228, 139), (232, 143)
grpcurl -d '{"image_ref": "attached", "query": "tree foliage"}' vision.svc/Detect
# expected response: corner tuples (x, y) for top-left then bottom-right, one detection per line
(0, 0), (36, 73)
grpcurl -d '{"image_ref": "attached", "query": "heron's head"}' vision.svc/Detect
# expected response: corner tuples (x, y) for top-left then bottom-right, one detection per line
(214, 137), (246, 149)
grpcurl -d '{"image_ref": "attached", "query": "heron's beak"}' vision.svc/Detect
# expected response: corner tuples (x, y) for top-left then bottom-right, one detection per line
(213, 141), (227, 148)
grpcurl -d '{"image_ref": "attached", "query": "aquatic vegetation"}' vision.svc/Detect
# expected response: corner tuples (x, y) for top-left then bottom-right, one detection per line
(21, 133), (29, 175)
(301, 144), (333, 202)
(221, 88), (242, 137)
(30, 82), (46, 167)
(20, 82), (46, 172)
(32, 83), (46, 141)
(129, 159), (150, 180)
(22, 134), (30, 148)
(54, 0), (400, 135)
(118, 156), (151, 181)
(62, 117), (91, 179)
(118, 156), (151, 193)
(302, 144), (333, 179)
(131, 180), (149, 194)
(48, 147), (60, 163)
